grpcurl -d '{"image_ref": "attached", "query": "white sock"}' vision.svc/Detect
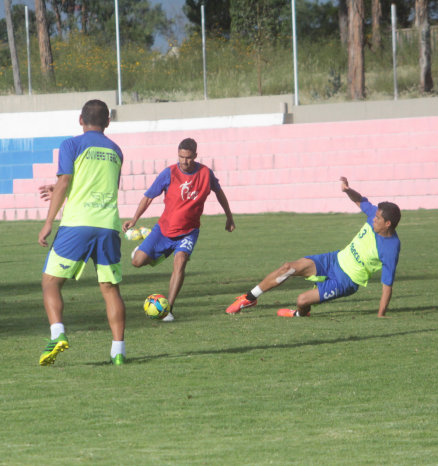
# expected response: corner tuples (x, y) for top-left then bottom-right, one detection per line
(295, 311), (300, 317)
(111, 340), (125, 358)
(50, 323), (65, 339)
(250, 285), (263, 299)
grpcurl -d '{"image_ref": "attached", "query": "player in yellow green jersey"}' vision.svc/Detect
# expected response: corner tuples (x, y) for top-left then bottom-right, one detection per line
(38, 100), (127, 366)
(226, 176), (401, 318)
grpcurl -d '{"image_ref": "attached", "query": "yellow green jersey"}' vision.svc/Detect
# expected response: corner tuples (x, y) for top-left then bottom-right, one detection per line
(337, 199), (400, 287)
(57, 131), (123, 231)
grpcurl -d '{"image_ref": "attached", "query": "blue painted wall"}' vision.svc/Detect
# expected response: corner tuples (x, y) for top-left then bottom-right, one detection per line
(0, 136), (67, 194)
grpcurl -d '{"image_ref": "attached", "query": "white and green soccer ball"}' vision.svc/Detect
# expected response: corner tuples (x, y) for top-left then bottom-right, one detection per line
(124, 228), (142, 241)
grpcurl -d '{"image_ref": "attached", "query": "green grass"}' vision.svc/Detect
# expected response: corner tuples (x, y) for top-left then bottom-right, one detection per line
(1, 211), (438, 465)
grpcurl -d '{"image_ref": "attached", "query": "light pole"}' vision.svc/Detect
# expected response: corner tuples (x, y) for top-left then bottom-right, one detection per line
(115, 0), (122, 105)
(291, 0), (299, 106)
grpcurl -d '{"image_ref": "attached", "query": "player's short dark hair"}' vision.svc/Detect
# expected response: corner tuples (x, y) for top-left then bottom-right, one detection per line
(378, 201), (401, 229)
(81, 100), (109, 128)
(178, 138), (197, 154)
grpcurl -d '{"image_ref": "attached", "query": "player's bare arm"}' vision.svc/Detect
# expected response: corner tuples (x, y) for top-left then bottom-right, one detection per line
(215, 189), (235, 232)
(38, 175), (71, 247)
(378, 283), (393, 318)
(122, 196), (154, 232)
(340, 176), (362, 207)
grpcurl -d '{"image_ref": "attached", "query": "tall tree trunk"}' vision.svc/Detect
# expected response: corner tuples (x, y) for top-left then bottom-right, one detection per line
(35, 0), (56, 87)
(338, 0), (348, 47)
(416, 0), (433, 92)
(4, 0), (23, 94)
(371, 0), (382, 51)
(50, 0), (63, 38)
(81, 0), (88, 33)
(347, 0), (365, 99)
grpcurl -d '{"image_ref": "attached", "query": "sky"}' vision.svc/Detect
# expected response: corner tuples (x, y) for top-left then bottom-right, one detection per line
(0, 0), (188, 52)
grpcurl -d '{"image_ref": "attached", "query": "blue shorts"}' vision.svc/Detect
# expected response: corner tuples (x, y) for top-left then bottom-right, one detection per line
(138, 224), (200, 261)
(43, 226), (122, 283)
(305, 251), (359, 303)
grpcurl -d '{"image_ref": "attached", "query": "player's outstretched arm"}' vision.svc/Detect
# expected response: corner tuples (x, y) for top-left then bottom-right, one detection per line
(122, 196), (153, 232)
(215, 189), (235, 232)
(340, 176), (362, 207)
(378, 283), (393, 317)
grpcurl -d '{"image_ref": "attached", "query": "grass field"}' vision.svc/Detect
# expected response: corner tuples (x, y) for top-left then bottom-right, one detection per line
(1, 210), (437, 465)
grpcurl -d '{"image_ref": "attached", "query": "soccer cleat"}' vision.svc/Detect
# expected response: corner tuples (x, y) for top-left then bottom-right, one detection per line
(39, 333), (69, 366)
(111, 354), (126, 365)
(161, 312), (175, 322)
(226, 294), (257, 314)
(277, 309), (310, 317)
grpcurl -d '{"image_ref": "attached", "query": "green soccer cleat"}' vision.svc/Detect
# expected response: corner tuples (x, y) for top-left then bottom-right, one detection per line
(111, 354), (126, 366)
(39, 333), (69, 366)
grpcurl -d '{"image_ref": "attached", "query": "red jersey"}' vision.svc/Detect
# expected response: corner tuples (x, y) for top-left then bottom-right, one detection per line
(158, 163), (212, 237)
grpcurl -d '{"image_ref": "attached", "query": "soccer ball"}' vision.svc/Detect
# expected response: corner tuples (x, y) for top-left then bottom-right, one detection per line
(139, 226), (151, 239)
(144, 294), (170, 319)
(125, 228), (142, 241)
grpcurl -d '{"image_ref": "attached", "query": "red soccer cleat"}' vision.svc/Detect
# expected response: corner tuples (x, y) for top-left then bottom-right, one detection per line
(226, 294), (257, 314)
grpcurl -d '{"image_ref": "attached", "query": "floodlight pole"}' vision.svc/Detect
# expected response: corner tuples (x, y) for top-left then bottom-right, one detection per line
(115, 0), (122, 105)
(201, 2), (208, 100)
(391, 3), (398, 100)
(291, 0), (299, 106)
(25, 5), (32, 95)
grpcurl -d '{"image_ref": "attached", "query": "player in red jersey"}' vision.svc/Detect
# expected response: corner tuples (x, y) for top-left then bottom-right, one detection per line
(123, 138), (235, 321)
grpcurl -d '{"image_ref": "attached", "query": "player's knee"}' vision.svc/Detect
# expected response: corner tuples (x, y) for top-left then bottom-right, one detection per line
(296, 293), (310, 308)
(131, 256), (143, 268)
(275, 263), (296, 284)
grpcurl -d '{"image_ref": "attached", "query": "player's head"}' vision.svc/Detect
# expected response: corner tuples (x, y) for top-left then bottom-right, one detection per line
(178, 138), (197, 155)
(377, 201), (401, 231)
(178, 138), (197, 173)
(80, 100), (110, 130)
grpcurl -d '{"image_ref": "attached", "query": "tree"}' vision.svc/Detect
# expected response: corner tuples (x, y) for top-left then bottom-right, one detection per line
(371, 0), (382, 51)
(339, 0), (348, 46)
(347, 0), (365, 100)
(416, 0), (433, 92)
(35, 0), (56, 87)
(230, 0), (291, 95)
(183, 0), (231, 36)
(4, 0), (23, 95)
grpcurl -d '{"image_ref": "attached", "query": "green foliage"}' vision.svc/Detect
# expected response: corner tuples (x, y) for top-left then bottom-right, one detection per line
(183, 0), (231, 36)
(0, 210), (437, 464)
(85, 0), (170, 47)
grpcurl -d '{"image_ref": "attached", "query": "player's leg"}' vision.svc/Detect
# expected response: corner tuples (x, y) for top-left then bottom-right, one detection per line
(40, 274), (69, 365)
(132, 224), (168, 268)
(226, 258), (316, 314)
(42, 273), (66, 325)
(296, 288), (321, 315)
(100, 282), (126, 365)
(95, 228), (126, 365)
(168, 251), (189, 308)
(258, 258), (317, 292)
(162, 229), (199, 322)
(131, 248), (154, 267)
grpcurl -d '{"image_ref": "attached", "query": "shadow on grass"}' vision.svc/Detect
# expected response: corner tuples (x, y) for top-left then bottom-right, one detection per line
(84, 327), (438, 367)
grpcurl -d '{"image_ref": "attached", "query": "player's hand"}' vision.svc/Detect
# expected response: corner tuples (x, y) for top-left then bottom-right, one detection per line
(225, 218), (235, 232)
(340, 176), (349, 192)
(122, 220), (136, 232)
(39, 184), (55, 201)
(38, 223), (52, 247)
